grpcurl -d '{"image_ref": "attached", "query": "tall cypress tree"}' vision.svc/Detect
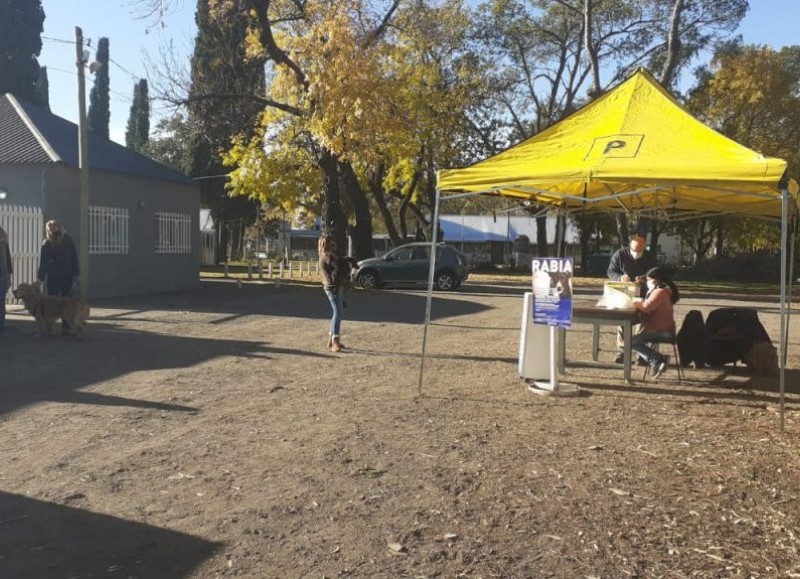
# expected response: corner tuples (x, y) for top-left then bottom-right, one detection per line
(88, 37), (110, 139)
(125, 78), (149, 152)
(34, 65), (49, 110)
(188, 0), (266, 261)
(0, 0), (45, 105)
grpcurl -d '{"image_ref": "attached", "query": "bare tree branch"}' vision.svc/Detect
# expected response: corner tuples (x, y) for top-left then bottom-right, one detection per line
(249, 0), (309, 93)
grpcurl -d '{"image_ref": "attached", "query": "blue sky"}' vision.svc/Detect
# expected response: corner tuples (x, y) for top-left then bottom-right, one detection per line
(39, 0), (800, 145)
(40, 0), (196, 144)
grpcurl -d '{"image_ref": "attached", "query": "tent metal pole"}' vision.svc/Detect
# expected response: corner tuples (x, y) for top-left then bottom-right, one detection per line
(418, 188), (442, 396)
(785, 216), (795, 367)
(779, 188), (788, 432)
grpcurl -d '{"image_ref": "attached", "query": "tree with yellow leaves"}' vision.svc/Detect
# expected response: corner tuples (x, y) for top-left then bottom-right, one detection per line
(215, 0), (401, 256)
(219, 0), (482, 257)
(687, 43), (800, 256)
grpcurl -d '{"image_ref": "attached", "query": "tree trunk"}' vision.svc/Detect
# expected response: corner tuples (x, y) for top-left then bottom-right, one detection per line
(228, 221), (241, 261)
(659, 0), (685, 88)
(397, 169), (422, 241)
(536, 215), (549, 257)
(715, 221), (725, 258)
(367, 166), (403, 246)
(615, 213), (629, 247)
(340, 160), (374, 260)
(691, 219), (714, 263)
(579, 224), (592, 274)
(555, 214), (566, 257)
(217, 221), (229, 263)
(583, 0), (602, 99)
(398, 188), (414, 240)
(319, 149), (348, 252)
(649, 220), (668, 260)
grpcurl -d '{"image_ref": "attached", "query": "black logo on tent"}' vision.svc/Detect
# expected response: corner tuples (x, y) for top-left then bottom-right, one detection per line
(586, 134), (644, 160)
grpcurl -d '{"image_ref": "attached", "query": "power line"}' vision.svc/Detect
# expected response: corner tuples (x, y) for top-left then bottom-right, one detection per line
(110, 89), (134, 103)
(42, 35), (91, 49)
(46, 66), (78, 77)
(109, 57), (141, 82)
(42, 35), (76, 45)
(44, 67), (133, 103)
(44, 35), (143, 82)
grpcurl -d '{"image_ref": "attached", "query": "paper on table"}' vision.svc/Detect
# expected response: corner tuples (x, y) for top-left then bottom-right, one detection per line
(597, 282), (635, 309)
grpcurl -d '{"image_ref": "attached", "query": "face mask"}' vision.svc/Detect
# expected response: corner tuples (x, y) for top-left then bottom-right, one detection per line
(646, 279), (656, 291)
(631, 250), (643, 259)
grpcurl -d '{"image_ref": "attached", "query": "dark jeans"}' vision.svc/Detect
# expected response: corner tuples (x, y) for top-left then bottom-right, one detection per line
(616, 322), (642, 353)
(631, 330), (673, 366)
(47, 275), (73, 297)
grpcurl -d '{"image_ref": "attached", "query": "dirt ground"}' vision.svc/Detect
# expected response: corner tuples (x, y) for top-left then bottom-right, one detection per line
(2, 274), (800, 579)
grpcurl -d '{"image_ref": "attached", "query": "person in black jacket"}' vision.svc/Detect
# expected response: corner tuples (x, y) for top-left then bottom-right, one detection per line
(607, 235), (656, 297)
(38, 220), (79, 333)
(607, 235), (657, 363)
(0, 225), (12, 335)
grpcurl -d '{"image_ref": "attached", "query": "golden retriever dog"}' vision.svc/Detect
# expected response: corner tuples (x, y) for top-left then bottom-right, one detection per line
(12, 281), (90, 338)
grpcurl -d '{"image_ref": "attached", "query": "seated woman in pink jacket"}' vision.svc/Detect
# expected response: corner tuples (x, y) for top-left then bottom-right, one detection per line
(631, 267), (681, 379)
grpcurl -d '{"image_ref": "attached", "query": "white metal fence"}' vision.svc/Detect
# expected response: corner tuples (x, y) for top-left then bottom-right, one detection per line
(0, 204), (43, 304)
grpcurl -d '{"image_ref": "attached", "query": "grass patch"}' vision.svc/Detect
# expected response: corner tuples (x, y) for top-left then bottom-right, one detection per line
(200, 266), (795, 297)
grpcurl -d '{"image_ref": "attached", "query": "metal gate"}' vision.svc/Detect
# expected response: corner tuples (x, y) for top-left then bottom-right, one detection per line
(1, 204), (43, 304)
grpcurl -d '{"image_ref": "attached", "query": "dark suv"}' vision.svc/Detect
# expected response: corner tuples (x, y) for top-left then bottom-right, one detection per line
(353, 242), (469, 291)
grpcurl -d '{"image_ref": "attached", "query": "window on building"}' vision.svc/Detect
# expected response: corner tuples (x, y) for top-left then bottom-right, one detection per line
(156, 212), (192, 254)
(89, 206), (129, 255)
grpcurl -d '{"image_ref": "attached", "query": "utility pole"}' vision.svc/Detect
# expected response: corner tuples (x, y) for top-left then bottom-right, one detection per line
(75, 26), (90, 298)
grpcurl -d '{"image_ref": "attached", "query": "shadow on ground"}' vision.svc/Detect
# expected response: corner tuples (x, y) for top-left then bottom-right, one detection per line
(0, 491), (219, 578)
(1, 319), (317, 418)
(573, 364), (800, 406)
(85, 279), (494, 325)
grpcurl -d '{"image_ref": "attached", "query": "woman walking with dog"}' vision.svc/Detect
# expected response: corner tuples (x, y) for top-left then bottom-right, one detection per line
(0, 225), (12, 335)
(38, 220), (79, 333)
(318, 232), (351, 353)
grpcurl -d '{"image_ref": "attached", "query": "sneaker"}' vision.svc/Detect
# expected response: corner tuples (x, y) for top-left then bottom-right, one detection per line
(614, 353), (625, 364)
(652, 356), (669, 379)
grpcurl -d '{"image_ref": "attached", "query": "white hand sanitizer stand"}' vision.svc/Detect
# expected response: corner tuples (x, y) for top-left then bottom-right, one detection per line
(529, 325), (579, 396)
(521, 260), (581, 397)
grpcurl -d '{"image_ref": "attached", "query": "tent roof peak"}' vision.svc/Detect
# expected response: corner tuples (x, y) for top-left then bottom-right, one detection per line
(438, 67), (795, 220)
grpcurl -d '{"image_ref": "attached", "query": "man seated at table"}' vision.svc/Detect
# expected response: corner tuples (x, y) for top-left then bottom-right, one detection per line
(607, 235), (657, 363)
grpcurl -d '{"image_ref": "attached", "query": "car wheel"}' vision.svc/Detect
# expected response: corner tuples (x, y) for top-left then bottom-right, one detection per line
(358, 270), (380, 289)
(434, 271), (456, 291)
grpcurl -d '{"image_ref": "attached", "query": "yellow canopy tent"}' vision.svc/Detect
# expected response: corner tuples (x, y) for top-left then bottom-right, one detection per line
(420, 69), (797, 427)
(438, 68), (796, 220)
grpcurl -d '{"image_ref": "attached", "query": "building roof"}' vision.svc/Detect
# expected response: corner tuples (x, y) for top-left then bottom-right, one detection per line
(439, 215), (580, 244)
(0, 94), (195, 186)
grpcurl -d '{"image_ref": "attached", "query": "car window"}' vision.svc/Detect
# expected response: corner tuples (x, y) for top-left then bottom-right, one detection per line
(411, 247), (429, 260)
(386, 247), (414, 261)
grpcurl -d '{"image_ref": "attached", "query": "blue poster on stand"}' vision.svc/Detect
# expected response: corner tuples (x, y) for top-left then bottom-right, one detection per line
(531, 258), (573, 328)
